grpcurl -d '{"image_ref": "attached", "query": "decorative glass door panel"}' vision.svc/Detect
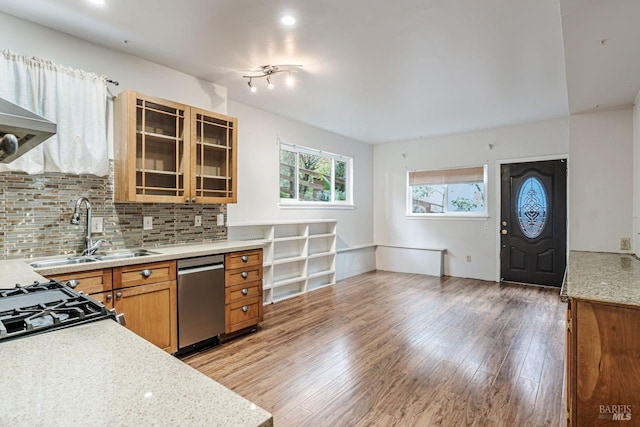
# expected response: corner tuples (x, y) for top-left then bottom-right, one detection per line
(135, 99), (187, 199)
(192, 110), (236, 203)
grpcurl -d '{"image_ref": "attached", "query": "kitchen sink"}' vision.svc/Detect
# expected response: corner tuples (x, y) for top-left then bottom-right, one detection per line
(94, 249), (158, 261)
(29, 250), (158, 268)
(29, 257), (98, 268)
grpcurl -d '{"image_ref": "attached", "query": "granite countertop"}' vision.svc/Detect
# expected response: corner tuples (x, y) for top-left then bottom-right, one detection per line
(562, 250), (640, 306)
(0, 239), (267, 286)
(0, 240), (272, 426)
(0, 320), (272, 427)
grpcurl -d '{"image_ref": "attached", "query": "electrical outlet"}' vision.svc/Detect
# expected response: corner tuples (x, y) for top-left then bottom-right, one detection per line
(620, 237), (631, 251)
(216, 213), (224, 226)
(194, 215), (202, 227)
(90, 217), (104, 233)
(143, 216), (153, 231)
(466, 255), (472, 262)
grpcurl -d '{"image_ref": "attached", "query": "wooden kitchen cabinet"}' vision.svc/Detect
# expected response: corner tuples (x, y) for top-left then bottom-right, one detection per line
(114, 280), (177, 353)
(224, 249), (263, 334)
(113, 261), (177, 354)
(114, 90), (237, 204)
(566, 298), (640, 425)
(48, 260), (178, 354)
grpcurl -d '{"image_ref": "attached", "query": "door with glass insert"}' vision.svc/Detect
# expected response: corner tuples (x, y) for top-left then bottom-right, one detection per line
(190, 108), (237, 204)
(500, 159), (567, 286)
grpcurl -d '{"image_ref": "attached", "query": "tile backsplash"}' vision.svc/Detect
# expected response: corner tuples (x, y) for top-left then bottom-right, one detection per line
(0, 163), (227, 260)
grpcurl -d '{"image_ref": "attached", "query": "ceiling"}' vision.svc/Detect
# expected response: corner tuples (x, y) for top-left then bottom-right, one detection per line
(0, 0), (638, 144)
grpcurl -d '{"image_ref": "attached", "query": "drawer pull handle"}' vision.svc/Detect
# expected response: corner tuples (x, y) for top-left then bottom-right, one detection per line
(241, 288), (248, 295)
(241, 255), (249, 262)
(242, 306), (249, 312)
(241, 271), (248, 279)
(141, 269), (152, 278)
(65, 279), (79, 289)
(116, 292), (122, 299)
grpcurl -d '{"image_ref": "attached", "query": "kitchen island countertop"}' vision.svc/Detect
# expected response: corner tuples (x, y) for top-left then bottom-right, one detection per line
(0, 319), (273, 427)
(561, 250), (640, 306)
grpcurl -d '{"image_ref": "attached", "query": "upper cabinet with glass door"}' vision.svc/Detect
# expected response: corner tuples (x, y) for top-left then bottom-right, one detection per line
(115, 91), (237, 204)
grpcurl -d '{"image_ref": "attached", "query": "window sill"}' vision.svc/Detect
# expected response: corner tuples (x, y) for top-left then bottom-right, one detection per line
(279, 202), (355, 210)
(406, 214), (489, 220)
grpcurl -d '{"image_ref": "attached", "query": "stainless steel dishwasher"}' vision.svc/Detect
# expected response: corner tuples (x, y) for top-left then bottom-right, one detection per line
(177, 254), (225, 353)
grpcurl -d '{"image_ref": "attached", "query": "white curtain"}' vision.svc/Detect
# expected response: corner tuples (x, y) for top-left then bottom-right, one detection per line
(0, 50), (109, 176)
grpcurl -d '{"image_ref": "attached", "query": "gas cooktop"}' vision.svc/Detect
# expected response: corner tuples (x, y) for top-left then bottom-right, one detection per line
(0, 280), (120, 342)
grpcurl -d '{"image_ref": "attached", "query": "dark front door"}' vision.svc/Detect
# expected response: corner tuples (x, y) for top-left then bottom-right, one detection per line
(500, 159), (567, 287)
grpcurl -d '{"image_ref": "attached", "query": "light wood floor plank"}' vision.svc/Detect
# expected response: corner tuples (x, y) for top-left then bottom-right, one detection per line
(183, 271), (565, 426)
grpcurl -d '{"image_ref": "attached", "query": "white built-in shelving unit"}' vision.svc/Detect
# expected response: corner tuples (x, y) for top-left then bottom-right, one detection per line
(227, 220), (337, 304)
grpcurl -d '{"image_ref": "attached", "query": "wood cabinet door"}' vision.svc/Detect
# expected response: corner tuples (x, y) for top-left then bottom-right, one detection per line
(114, 280), (177, 354)
(575, 300), (639, 425)
(115, 90), (192, 204)
(190, 107), (237, 204)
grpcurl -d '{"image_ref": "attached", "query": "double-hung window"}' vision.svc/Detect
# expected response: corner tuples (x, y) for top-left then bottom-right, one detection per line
(407, 165), (488, 216)
(279, 143), (353, 206)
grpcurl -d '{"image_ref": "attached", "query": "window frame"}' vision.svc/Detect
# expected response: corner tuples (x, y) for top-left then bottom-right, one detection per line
(406, 165), (489, 218)
(279, 142), (354, 208)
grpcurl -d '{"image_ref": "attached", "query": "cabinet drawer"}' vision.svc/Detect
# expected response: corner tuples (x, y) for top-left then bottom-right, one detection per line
(225, 264), (262, 287)
(225, 249), (263, 270)
(113, 261), (176, 289)
(49, 269), (112, 295)
(226, 281), (262, 304)
(226, 297), (261, 334)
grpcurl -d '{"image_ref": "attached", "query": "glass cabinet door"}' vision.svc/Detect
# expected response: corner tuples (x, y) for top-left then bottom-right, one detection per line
(135, 96), (190, 202)
(191, 108), (237, 203)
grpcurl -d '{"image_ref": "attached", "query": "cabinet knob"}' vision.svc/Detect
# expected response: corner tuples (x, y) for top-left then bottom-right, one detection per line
(501, 230), (508, 235)
(141, 269), (152, 278)
(191, 198), (196, 203)
(241, 255), (249, 262)
(241, 306), (249, 313)
(185, 197), (190, 203)
(106, 294), (113, 301)
(241, 271), (248, 279)
(65, 279), (79, 289)
(241, 288), (248, 295)
(116, 292), (122, 299)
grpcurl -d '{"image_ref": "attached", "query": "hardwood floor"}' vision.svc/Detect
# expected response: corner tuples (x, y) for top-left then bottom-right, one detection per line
(183, 271), (566, 426)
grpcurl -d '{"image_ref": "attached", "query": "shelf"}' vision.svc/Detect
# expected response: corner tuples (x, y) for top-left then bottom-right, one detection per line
(306, 281), (334, 292)
(273, 276), (306, 288)
(308, 233), (335, 239)
(136, 169), (184, 176)
(198, 141), (230, 149)
(273, 290), (304, 302)
(227, 220), (337, 305)
(308, 251), (334, 259)
(307, 269), (335, 279)
(273, 235), (307, 243)
(136, 130), (183, 142)
(197, 174), (230, 180)
(272, 255), (306, 265)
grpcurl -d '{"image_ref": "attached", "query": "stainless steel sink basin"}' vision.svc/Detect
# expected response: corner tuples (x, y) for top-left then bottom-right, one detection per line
(95, 250), (158, 261)
(29, 250), (158, 268)
(29, 257), (98, 268)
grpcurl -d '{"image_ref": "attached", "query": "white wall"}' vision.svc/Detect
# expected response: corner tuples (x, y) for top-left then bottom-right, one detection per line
(226, 101), (375, 278)
(569, 109), (633, 253)
(373, 118), (569, 281)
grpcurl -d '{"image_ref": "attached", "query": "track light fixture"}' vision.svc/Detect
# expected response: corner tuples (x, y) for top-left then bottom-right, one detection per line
(242, 64), (302, 92)
(247, 78), (257, 92)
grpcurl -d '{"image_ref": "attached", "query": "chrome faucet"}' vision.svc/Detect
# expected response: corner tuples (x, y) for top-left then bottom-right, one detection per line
(70, 197), (111, 256)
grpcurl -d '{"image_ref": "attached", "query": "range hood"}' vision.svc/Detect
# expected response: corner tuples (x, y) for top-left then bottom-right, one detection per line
(0, 97), (57, 163)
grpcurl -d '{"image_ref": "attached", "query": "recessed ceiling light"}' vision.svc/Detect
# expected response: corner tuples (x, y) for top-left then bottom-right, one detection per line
(280, 15), (296, 26)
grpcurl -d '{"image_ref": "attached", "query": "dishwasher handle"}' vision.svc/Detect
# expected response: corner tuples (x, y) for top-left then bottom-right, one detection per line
(178, 264), (224, 275)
